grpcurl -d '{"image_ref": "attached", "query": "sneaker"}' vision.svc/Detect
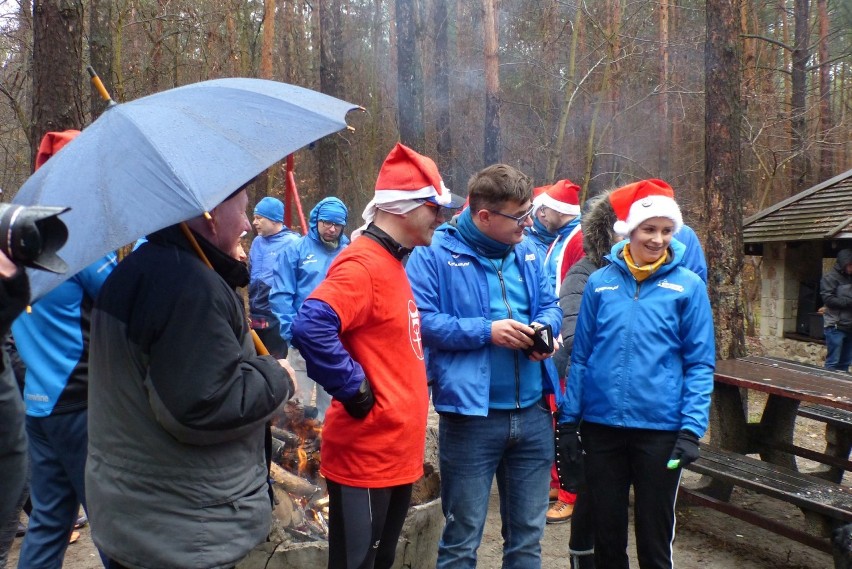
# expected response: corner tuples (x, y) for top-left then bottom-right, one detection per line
(74, 514), (88, 529)
(548, 488), (559, 502)
(15, 522), (26, 538)
(546, 500), (574, 524)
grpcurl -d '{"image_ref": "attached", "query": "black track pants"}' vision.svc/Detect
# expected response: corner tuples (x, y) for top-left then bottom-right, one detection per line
(326, 480), (413, 569)
(580, 423), (681, 569)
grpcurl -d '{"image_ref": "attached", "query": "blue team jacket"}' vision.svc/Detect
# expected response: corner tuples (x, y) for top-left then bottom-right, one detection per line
(559, 239), (715, 437)
(406, 226), (562, 416)
(12, 253), (117, 417)
(248, 228), (300, 323)
(269, 204), (349, 341)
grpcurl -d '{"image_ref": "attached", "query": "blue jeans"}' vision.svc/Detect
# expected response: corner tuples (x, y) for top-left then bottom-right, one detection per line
(18, 410), (106, 569)
(437, 402), (552, 569)
(825, 326), (852, 372)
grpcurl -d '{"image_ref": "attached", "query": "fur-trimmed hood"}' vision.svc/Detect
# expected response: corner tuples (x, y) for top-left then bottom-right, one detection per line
(581, 190), (618, 266)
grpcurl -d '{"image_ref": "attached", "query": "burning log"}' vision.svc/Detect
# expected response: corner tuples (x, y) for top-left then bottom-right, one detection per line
(270, 462), (322, 498)
(267, 400), (328, 541)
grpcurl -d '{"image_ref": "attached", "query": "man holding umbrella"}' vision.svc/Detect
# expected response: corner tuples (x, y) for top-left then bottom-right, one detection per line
(86, 184), (295, 569)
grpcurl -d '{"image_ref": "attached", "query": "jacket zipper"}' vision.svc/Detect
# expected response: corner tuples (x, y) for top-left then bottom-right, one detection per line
(493, 259), (521, 409)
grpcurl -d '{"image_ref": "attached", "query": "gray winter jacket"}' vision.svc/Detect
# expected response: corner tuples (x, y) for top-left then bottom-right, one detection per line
(821, 248), (852, 330)
(86, 225), (292, 569)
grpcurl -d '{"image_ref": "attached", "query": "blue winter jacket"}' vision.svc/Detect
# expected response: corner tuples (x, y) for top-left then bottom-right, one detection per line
(674, 224), (707, 283)
(269, 198), (350, 341)
(12, 253), (117, 417)
(248, 228), (300, 324)
(406, 225), (562, 416)
(558, 239), (715, 437)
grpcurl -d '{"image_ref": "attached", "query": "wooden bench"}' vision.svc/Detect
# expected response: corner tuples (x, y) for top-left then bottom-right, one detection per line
(799, 403), (852, 430)
(795, 404), (852, 482)
(681, 445), (852, 558)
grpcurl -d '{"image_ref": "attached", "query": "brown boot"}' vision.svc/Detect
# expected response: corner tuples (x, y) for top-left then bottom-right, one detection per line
(548, 488), (559, 502)
(546, 500), (574, 524)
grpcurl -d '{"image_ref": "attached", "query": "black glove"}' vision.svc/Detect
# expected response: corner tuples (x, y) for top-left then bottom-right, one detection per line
(342, 378), (375, 419)
(667, 430), (700, 469)
(555, 422), (584, 493)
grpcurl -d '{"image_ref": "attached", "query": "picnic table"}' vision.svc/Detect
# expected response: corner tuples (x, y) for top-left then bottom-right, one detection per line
(712, 355), (852, 475)
(680, 355), (852, 561)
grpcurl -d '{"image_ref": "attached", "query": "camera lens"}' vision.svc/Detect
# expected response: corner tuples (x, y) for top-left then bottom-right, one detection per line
(0, 204), (69, 273)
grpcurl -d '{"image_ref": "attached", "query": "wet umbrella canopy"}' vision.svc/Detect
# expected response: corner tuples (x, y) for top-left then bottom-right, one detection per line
(13, 78), (358, 302)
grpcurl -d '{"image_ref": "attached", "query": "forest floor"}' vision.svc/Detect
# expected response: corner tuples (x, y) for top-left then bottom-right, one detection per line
(6, 392), (837, 568)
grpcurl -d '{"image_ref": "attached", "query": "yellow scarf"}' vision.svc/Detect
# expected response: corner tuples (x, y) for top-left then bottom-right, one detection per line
(623, 244), (669, 282)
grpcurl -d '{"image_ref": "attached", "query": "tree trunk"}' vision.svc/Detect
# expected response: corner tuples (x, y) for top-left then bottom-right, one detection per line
(433, 0), (455, 191)
(30, 0), (85, 170)
(261, 0), (275, 79)
(658, 0), (669, 178)
(817, 0), (832, 182)
(705, 0), (745, 360)
(396, 0), (425, 151)
(317, 0), (344, 195)
(482, 0), (500, 164)
(546, 3), (584, 181)
(790, 0), (810, 194)
(89, 0), (113, 118)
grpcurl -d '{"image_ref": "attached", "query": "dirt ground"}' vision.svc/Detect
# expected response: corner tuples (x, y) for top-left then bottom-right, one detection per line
(5, 393), (838, 568)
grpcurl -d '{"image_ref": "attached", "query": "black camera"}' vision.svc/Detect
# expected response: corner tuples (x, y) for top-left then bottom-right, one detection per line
(0, 204), (70, 273)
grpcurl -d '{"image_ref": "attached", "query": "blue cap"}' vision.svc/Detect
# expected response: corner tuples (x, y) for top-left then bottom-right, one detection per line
(312, 197), (348, 226)
(254, 197), (284, 223)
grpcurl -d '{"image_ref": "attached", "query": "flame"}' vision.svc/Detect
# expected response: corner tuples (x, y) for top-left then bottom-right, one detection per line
(297, 447), (308, 475)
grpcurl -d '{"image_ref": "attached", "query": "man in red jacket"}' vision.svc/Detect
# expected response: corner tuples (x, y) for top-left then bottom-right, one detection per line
(291, 143), (462, 569)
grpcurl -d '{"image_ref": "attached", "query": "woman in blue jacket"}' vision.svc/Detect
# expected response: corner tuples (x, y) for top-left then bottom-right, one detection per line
(556, 179), (715, 569)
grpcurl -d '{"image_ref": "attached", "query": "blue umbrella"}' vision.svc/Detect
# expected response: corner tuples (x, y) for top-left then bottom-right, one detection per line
(13, 78), (359, 302)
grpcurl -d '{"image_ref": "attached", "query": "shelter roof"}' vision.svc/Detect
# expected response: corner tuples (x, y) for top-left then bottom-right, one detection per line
(743, 169), (852, 243)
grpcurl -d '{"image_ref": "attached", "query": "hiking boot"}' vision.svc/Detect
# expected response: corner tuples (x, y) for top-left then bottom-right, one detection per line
(546, 500), (574, 524)
(548, 488), (559, 502)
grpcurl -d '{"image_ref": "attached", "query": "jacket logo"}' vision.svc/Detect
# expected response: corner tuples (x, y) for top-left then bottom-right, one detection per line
(594, 285), (619, 293)
(658, 280), (684, 293)
(408, 300), (424, 360)
(525, 253), (536, 262)
(301, 254), (318, 267)
(448, 260), (470, 267)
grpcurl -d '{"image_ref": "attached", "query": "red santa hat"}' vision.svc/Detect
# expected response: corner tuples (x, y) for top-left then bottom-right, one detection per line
(537, 179), (581, 216)
(608, 179), (683, 237)
(35, 130), (81, 171)
(362, 143), (460, 222)
(531, 185), (549, 212)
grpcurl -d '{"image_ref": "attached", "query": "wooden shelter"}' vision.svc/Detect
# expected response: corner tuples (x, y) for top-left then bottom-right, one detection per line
(743, 170), (852, 342)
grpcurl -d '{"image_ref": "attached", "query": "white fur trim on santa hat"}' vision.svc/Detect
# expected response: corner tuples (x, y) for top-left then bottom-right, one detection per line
(615, 194), (683, 237)
(537, 193), (581, 216)
(373, 184), (445, 205)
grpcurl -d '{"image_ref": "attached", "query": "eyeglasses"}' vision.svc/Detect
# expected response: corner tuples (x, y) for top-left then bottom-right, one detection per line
(488, 205), (535, 226)
(318, 220), (344, 229)
(420, 200), (455, 220)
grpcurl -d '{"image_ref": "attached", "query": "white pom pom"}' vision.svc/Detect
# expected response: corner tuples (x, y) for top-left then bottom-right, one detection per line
(613, 220), (630, 237)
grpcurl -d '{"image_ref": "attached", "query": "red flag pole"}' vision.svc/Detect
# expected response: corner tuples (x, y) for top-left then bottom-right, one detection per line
(284, 155), (308, 236)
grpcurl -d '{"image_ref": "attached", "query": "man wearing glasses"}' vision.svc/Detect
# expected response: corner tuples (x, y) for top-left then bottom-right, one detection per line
(270, 196), (349, 421)
(406, 164), (562, 569)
